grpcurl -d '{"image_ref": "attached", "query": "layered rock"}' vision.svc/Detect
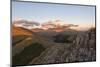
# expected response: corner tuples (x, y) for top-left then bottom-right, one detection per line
(29, 28), (96, 64)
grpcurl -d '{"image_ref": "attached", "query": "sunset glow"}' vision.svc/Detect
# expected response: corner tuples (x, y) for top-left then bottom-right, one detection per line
(12, 1), (95, 31)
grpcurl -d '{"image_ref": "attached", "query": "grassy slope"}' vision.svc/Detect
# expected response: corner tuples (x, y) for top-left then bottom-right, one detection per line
(12, 26), (54, 65)
(12, 26), (32, 36)
(13, 43), (45, 65)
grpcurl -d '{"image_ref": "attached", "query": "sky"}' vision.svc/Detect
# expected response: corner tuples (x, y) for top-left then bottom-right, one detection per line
(12, 1), (95, 26)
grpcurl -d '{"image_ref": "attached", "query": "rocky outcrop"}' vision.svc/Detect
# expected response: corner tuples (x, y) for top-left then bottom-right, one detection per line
(29, 28), (96, 64)
(12, 28), (96, 65)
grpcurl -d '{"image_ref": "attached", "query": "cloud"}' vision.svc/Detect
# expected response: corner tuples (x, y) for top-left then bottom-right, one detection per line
(13, 19), (40, 29)
(70, 24), (95, 31)
(41, 20), (78, 30)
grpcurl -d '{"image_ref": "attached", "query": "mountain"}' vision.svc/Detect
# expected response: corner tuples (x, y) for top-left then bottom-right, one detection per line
(12, 25), (53, 54)
(12, 26), (32, 36)
(12, 19), (96, 66)
(41, 20), (78, 32)
(31, 28), (44, 32)
(12, 26), (58, 65)
(29, 28), (96, 64)
(13, 19), (40, 29)
(12, 25), (96, 66)
(13, 18), (95, 31)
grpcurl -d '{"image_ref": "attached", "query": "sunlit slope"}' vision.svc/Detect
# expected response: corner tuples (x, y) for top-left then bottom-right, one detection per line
(12, 26), (33, 46)
(12, 26), (57, 65)
(12, 26), (32, 36)
(12, 26), (55, 56)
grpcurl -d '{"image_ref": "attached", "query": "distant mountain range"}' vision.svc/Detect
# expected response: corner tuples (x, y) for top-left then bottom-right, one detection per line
(12, 18), (95, 31)
(13, 19), (40, 29)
